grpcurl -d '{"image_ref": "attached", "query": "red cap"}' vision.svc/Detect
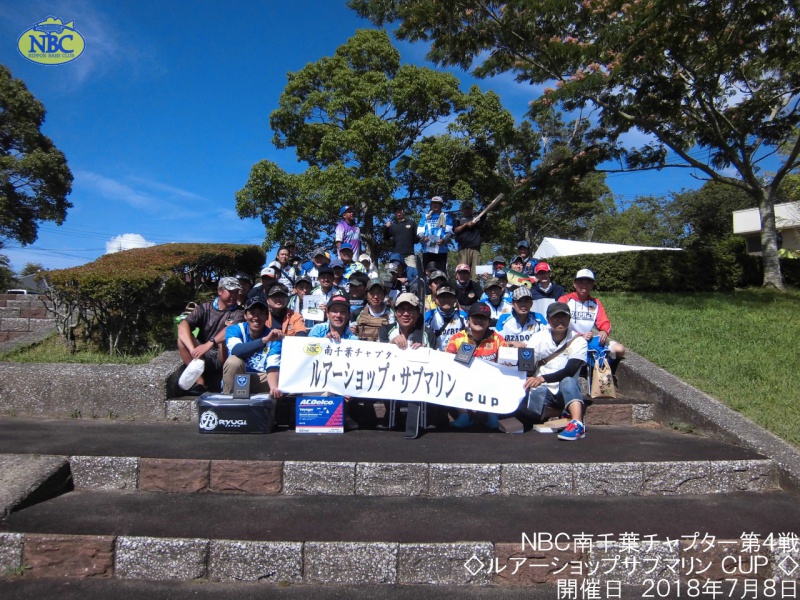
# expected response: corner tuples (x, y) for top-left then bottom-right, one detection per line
(534, 262), (551, 273)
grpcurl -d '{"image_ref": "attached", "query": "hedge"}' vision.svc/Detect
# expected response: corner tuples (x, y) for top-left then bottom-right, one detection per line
(46, 244), (263, 354)
(545, 237), (765, 292)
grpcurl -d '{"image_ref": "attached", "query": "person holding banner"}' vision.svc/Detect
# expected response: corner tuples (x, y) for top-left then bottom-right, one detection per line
(446, 302), (509, 430)
(519, 301), (588, 441)
(495, 287), (546, 348)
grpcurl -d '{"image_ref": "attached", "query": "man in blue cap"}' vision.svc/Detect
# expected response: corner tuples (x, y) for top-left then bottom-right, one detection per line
(336, 205), (361, 259)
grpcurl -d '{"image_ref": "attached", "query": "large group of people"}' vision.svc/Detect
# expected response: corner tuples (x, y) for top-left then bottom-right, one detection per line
(177, 199), (626, 441)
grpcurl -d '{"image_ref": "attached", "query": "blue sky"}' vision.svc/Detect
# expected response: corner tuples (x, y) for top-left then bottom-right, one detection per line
(0, 1), (737, 272)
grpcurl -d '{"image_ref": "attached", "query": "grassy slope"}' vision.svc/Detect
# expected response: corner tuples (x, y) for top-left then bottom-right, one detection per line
(602, 289), (799, 447)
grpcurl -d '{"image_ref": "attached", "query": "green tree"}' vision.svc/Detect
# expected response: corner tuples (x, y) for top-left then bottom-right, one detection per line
(236, 30), (463, 255)
(585, 195), (682, 247)
(671, 181), (757, 243)
(351, 0), (800, 289)
(0, 253), (15, 291)
(18, 261), (45, 277)
(0, 64), (73, 246)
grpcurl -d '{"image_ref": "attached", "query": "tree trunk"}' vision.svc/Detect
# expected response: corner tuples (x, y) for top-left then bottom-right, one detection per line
(757, 186), (785, 291)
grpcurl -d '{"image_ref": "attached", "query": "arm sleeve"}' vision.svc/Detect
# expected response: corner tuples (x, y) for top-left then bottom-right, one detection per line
(594, 298), (612, 333)
(542, 358), (585, 383)
(230, 338), (266, 359)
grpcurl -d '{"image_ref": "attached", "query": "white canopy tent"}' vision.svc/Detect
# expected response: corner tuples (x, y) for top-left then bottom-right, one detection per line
(533, 237), (681, 259)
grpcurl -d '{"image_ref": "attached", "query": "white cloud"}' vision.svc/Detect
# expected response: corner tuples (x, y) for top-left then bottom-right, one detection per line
(105, 233), (155, 254)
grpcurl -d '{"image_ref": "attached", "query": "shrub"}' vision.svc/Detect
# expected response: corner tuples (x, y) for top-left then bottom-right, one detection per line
(45, 244), (263, 354)
(547, 237), (762, 292)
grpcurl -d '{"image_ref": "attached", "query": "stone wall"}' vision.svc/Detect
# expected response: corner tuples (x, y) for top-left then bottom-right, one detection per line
(0, 294), (54, 344)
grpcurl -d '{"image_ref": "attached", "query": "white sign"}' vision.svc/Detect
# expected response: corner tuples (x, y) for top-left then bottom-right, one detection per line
(302, 293), (326, 322)
(278, 337), (527, 414)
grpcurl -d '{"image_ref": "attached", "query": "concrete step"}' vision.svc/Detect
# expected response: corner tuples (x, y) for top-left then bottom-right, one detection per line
(2, 490), (799, 585)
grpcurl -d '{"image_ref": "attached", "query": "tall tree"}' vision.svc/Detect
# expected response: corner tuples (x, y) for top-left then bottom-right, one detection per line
(0, 64), (72, 246)
(236, 30), (463, 254)
(351, 0), (800, 289)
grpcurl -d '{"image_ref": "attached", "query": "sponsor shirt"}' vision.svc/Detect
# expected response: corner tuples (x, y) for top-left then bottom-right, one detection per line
(335, 220), (361, 257)
(308, 322), (359, 340)
(265, 309), (307, 336)
(225, 322), (282, 373)
(495, 311), (546, 345)
(445, 330), (508, 363)
(524, 329), (588, 394)
(424, 308), (468, 351)
(559, 292), (612, 335)
(342, 261), (367, 280)
(417, 211), (454, 255)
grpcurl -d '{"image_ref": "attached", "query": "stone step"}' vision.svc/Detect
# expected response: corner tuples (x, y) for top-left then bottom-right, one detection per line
(2, 490), (799, 585)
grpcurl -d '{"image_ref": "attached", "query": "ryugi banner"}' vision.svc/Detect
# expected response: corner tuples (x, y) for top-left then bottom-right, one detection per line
(279, 337), (526, 414)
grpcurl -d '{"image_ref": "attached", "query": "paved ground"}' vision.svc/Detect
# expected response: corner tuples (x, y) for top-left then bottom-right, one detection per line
(0, 417), (764, 464)
(4, 490), (800, 542)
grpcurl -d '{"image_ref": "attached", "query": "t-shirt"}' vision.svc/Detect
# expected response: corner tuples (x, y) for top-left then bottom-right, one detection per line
(335, 220), (361, 257)
(495, 311), (546, 345)
(185, 298), (244, 344)
(454, 216), (484, 249)
(225, 322), (282, 373)
(559, 292), (612, 335)
(308, 322), (359, 340)
(445, 330), (508, 363)
(424, 308), (468, 351)
(524, 329), (588, 394)
(385, 217), (418, 256)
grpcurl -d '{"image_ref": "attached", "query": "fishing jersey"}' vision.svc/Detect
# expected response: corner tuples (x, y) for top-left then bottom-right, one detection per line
(335, 220), (361, 258)
(559, 292), (612, 336)
(495, 311), (546, 345)
(225, 322), (282, 373)
(308, 322), (359, 340)
(524, 329), (588, 394)
(445, 330), (508, 363)
(342, 261), (367, 280)
(417, 211), (454, 255)
(424, 307), (468, 351)
(480, 299), (512, 324)
(479, 290), (513, 304)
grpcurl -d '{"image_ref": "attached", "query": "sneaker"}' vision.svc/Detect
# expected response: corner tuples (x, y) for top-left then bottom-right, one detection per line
(178, 358), (204, 391)
(449, 413), (474, 429)
(557, 419), (586, 441)
(485, 414), (499, 430)
(184, 383), (207, 397)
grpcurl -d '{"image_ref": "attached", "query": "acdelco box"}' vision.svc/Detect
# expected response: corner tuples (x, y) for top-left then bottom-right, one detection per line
(197, 394), (275, 434)
(296, 395), (344, 433)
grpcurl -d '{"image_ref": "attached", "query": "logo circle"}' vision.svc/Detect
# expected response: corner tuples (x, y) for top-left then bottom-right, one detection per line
(199, 410), (218, 431)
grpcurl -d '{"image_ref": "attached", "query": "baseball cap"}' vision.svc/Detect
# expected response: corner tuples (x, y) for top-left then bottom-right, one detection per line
(430, 196), (443, 204)
(535, 262), (551, 273)
(575, 268), (595, 280)
(317, 265), (334, 276)
(386, 262), (399, 274)
(429, 270), (448, 282)
(395, 292), (420, 308)
(425, 261), (439, 272)
(313, 247), (327, 258)
(484, 277), (502, 289)
(348, 276), (366, 288)
(512, 286), (532, 301)
(389, 252), (403, 263)
(267, 283), (290, 297)
(456, 263), (470, 272)
(511, 255), (524, 264)
(235, 272), (252, 283)
(340, 205), (354, 216)
(327, 295), (350, 310)
(259, 267), (277, 278)
(244, 297), (268, 311)
(494, 270), (507, 279)
(461, 201), (473, 209)
(358, 253), (372, 263)
(366, 278), (385, 291)
(436, 285), (456, 297)
(339, 242), (353, 253)
(492, 256), (506, 265)
(218, 276), (243, 291)
(547, 302), (572, 318)
(330, 258), (344, 269)
(295, 275), (313, 287)
(518, 240), (530, 248)
(469, 302), (492, 318)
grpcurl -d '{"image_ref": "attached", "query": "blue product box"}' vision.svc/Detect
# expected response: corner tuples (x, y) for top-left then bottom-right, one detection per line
(296, 395), (345, 433)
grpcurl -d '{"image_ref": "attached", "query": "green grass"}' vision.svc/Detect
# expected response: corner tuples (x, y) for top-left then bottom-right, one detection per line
(602, 289), (800, 447)
(0, 334), (163, 365)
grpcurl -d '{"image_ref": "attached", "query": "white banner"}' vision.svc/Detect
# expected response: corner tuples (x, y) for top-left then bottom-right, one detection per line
(278, 336), (527, 414)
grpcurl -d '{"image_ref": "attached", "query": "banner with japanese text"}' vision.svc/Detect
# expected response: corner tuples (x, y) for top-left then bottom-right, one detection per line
(279, 336), (527, 414)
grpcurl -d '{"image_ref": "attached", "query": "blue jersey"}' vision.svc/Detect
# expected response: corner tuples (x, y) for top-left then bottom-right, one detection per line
(424, 307), (467, 351)
(495, 311), (546, 345)
(308, 322), (359, 340)
(225, 322), (282, 373)
(417, 211), (454, 255)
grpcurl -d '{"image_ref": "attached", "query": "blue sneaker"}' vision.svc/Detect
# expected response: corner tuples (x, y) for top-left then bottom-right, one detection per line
(486, 414), (499, 430)
(449, 413), (474, 429)
(557, 420), (586, 441)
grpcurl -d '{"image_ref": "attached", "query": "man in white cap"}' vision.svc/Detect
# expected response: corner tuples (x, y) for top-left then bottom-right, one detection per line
(177, 276), (245, 394)
(417, 196), (453, 272)
(559, 269), (626, 360)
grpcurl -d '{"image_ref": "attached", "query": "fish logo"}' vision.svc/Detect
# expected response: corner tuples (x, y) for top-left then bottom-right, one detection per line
(304, 343), (322, 356)
(18, 16), (85, 65)
(235, 375), (248, 387)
